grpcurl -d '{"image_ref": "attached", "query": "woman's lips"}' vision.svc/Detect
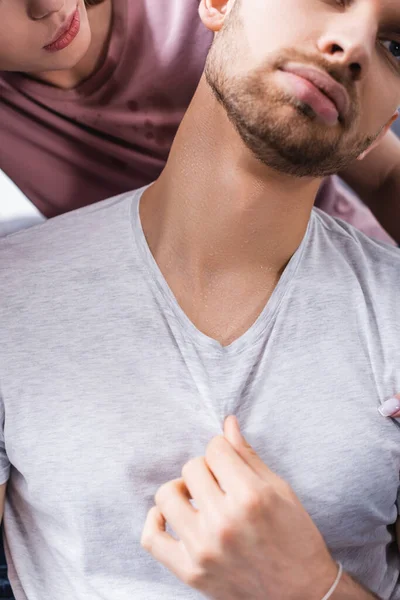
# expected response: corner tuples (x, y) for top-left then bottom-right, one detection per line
(44, 8), (80, 53)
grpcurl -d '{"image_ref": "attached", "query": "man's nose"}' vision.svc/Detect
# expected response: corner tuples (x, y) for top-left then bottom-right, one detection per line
(317, 12), (376, 82)
(28, 0), (65, 20)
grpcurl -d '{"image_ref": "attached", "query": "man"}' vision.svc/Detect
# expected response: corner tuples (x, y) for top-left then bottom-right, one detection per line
(0, 0), (399, 244)
(0, 0), (400, 598)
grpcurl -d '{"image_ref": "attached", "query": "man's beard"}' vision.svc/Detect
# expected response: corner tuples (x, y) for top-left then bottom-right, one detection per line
(204, 12), (377, 178)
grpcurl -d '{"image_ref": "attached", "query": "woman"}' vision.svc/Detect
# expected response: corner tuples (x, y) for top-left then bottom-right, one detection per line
(0, 0), (399, 243)
(0, 0), (212, 217)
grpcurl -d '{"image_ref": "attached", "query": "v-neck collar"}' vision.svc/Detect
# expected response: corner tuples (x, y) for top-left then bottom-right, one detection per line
(131, 186), (311, 357)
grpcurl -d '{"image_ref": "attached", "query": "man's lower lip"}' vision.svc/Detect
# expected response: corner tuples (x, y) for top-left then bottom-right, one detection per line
(44, 8), (80, 52)
(276, 69), (339, 126)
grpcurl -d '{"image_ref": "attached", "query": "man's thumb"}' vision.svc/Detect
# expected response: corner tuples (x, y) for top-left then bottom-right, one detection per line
(223, 415), (244, 450)
(224, 415), (274, 479)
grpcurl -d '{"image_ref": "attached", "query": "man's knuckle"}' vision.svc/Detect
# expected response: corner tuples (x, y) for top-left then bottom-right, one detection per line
(154, 480), (173, 506)
(193, 545), (219, 569)
(181, 456), (203, 478)
(183, 564), (207, 588)
(140, 533), (152, 552)
(205, 435), (226, 460)
(215, 520), (236, 545)
(240, 488), (265, 513)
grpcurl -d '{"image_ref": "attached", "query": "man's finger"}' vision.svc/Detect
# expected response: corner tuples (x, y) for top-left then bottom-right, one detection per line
(182, 456), (225, 514)
(223, 415), (278, 482)
(154, 478), (199, 552)
(205, 434), (261, 499)
(141, 506), (191, 580)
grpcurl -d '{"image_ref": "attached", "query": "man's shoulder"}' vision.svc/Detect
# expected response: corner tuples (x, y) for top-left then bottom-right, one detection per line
(313, 206), (399, 256)
(0, 190), (139, 287)
(311, 207), (400, 285)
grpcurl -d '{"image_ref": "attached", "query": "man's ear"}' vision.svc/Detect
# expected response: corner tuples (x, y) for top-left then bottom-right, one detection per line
(198, 0), (234, 32)
(357, 112), (399, 161)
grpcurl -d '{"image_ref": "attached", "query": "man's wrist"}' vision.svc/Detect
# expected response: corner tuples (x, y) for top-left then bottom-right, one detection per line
(329, 570), (380, 600)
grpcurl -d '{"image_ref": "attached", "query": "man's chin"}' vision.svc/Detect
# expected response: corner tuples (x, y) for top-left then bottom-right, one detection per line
(245, 133), (349, 178)
(239, 125), (344, 177)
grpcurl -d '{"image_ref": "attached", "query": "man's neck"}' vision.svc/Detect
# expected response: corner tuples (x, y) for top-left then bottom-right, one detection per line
(140, 77), (322, 346)
(30, 0), (113, 90)
(141, 76), (322, 284)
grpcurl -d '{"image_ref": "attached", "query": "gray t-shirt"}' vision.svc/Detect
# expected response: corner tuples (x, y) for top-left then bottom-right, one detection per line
(0, 187), (399, 600)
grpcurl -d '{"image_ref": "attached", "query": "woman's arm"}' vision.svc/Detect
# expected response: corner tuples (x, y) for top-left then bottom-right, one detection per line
(340, 130), (400, 244)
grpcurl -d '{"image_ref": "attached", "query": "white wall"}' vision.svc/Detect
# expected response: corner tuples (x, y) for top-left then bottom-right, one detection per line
(0, 170), (45, 237)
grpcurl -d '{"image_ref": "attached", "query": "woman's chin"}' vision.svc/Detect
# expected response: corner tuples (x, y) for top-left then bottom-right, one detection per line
(41, 26), (92, 73)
